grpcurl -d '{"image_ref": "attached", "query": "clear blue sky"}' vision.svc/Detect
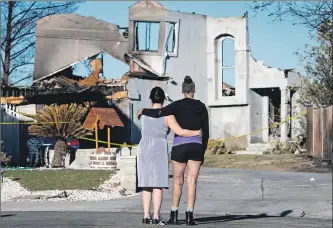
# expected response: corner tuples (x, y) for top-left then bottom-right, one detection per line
(76, 1), (314, 83)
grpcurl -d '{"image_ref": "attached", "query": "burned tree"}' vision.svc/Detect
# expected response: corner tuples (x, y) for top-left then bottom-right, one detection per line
(296, 22), (333, 107)
(251, 1), (333, 33)
(252, 1), (333, 107)
(0, 1), (82, 86)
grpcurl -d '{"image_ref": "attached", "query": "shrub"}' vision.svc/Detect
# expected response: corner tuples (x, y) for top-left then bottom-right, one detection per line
(28, 103), (92, 168)
(0, 151), (11, 166)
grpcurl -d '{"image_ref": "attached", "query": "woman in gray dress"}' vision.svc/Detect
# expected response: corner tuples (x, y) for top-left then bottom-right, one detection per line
(138, 87), (201, 225)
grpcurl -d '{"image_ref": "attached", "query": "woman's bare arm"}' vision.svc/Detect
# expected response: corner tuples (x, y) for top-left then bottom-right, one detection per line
(165, 115), (201, 137)
(201, 105), (209, 152)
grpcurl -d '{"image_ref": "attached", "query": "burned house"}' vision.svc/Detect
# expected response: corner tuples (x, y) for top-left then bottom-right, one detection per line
(3, 1), (304, 149)
(123, 1), (304, 145)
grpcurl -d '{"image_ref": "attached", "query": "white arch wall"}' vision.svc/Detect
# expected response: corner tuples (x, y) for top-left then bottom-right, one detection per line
(206, 15), (250, 106)
(206, 15), (251, 146)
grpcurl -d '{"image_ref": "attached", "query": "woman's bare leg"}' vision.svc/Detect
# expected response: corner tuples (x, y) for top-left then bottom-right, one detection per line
(142, 188), (153, 218)
(152, 188), (163, 219)
(186, 160), (201, 210)
(171, 160), (187, 208)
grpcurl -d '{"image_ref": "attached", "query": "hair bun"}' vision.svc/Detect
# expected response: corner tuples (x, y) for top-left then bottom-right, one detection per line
(184, 75), (193, 84)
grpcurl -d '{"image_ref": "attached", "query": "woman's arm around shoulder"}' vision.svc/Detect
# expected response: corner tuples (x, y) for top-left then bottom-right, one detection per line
(165, 115), (201, 137)
(141, 100), (178, 118)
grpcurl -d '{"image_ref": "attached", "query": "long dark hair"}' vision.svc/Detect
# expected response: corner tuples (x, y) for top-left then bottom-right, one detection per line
(149, 86), (166, 104)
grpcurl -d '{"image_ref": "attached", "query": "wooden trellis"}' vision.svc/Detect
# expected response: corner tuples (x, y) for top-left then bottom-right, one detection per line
(82, 107), (124, 152)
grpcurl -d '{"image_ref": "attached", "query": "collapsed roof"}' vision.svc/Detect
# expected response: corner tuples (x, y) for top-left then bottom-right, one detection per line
(33, 14), (128, 81)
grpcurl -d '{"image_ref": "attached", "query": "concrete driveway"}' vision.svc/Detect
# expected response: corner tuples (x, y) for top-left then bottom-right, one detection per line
(1, 167), (332, 226)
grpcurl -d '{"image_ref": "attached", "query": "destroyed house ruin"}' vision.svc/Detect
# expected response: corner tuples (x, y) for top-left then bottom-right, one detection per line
(2, 1), (304, 149)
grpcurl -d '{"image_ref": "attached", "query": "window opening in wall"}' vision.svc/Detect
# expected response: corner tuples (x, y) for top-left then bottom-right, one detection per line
(221, 37), (235, 97)
(135, 22), (160, 52)
(166, 22), (176, 53)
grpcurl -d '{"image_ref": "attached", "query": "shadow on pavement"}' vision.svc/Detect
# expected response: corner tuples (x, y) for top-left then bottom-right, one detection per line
(1, 214), (17, 218)
(179, 210), (293, 225)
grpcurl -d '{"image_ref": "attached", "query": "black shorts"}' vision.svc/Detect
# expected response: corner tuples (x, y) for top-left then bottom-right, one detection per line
(171, 143), (204, 163)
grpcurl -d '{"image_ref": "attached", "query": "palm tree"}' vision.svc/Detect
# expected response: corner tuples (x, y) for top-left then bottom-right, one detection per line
(28, 103), (92, 167)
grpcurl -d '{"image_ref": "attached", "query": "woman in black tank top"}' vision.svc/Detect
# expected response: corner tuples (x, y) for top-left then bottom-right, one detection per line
(138, 76), (209, 226)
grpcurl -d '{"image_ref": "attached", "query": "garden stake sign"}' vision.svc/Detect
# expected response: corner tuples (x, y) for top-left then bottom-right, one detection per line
(82, 107), (124, 152)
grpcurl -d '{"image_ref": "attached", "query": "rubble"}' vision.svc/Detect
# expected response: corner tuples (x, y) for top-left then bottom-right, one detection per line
(222, 82), (235, 96)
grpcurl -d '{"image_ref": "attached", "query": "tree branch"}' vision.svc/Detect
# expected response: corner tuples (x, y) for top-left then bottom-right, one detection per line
(10, 32), (35, 49)
(11, 29), (35, 45)
(1, 1), (83, 79)
(10, 42), (35, 60)
(0, 55), (5, 71)
(11, 2), (77, 22)
(9, 75), (32, 86)
(11, 1), (36, 28)
(9, 62), (34, 75)
(251, 1), (332, 32)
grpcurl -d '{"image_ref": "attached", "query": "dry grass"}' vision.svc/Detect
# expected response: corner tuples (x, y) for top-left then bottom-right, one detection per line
(203, 154), (332, 173)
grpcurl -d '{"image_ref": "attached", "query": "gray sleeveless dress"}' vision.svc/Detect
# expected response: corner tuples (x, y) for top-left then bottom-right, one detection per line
(137, 115), (169, 188)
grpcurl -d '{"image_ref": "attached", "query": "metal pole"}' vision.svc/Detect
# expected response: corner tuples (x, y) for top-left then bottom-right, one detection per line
(95, 123), (98, 152)
(107, 127), (110, 153)
(261, 178), (264, 200)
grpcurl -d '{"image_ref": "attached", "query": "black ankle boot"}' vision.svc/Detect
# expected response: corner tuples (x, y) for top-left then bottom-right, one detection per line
(185, 211), (196, 226)
(167, 210), (179, 225)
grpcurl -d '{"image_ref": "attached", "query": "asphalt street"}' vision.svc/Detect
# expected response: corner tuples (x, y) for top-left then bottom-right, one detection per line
(3, 167), (332, 219)
(2, 168), (332, 227)
(0, 211), (332, 228)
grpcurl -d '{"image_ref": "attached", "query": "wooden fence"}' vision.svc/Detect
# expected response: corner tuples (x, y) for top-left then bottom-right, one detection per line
(0, 104), (34, 166)
(306, 105), (333, 161)
(1, 106), (20, 164)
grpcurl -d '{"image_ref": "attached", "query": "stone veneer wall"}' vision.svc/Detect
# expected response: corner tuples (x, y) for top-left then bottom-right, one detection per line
(89, 153), (117, 169)
(118, 147), (137, 192)
(119, 155), (137, 192)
